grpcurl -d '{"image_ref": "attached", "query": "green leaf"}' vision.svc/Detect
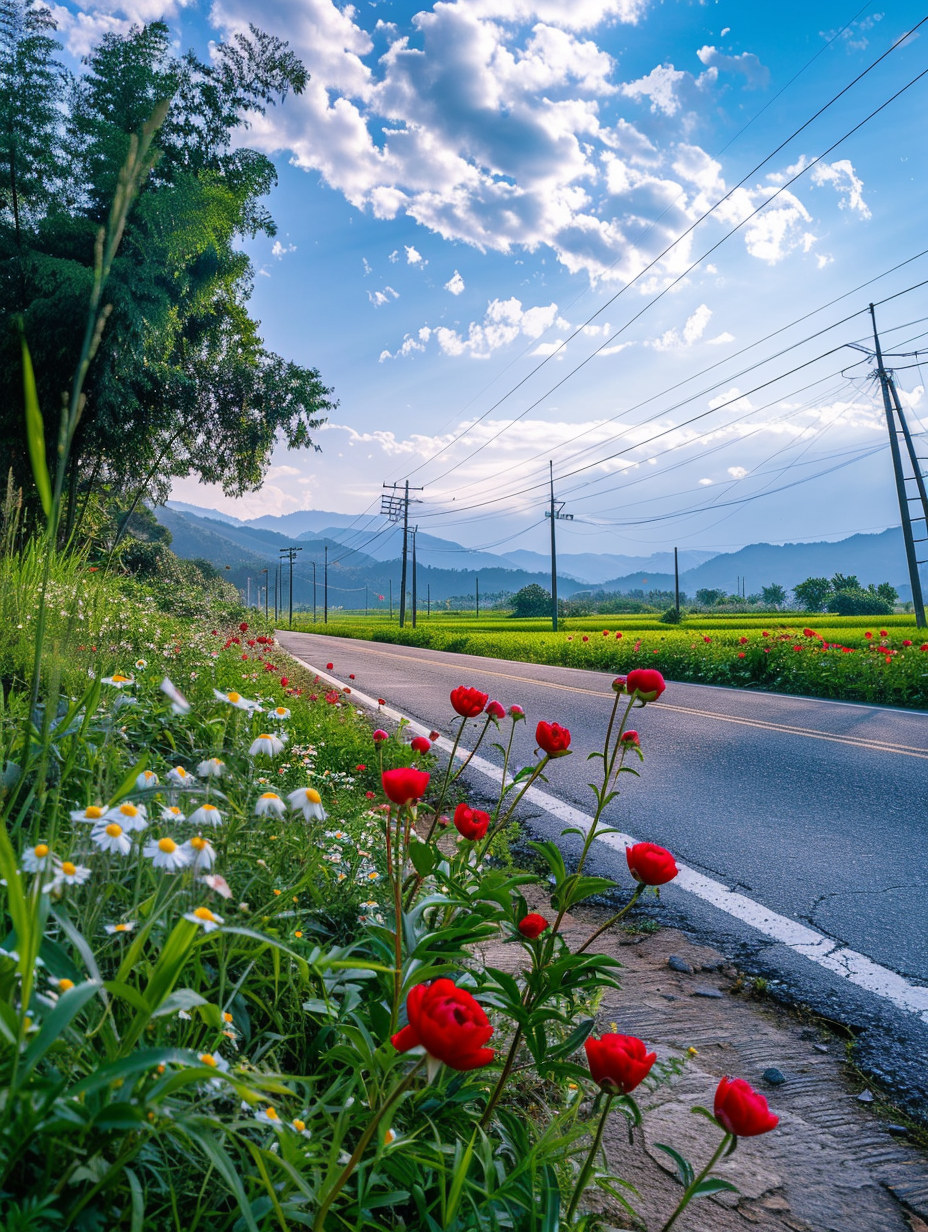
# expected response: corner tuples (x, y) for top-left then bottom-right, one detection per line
(19, 980), (101, 1088)
(544, 1017), (594, 1062)
(653, 1142), (695, 1188)
(20, 332), (51, 518)
(691, 1177), (740, 1198)
(409, 841), (436, 877)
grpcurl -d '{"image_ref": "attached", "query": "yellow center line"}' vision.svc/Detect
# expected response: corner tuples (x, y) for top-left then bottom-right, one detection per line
(281, 634), (928, 759)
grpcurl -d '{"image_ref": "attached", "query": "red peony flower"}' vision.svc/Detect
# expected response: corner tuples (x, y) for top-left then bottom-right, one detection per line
(356, 764), (367, 772)
(280, 676), (289, 687)
(626, 668), (666, 702)
(762, 630), (769, 637)
(382, 767), (430, 805)
(880, 629), (888, 637)
(703, 636), (711, 643)
(349, 673), (355, 679)
(485, 700), (505, 719)
(714, 1077), (779, 1137)
(864, 632), (872, 640)
(391, 979), (494, 1071)
(584, 1033), (656, 1094)
(535, 721), (571, 757)
(739, 636), (748, 645)
(582, 635), (589, 643)
(518, 913), (549, 939)
(373, 729), (389, 742)
(379, 698), (387, 705)
(620, 730), (640, 746)
(508, 704), (525, 719)
(626, 842), (677, 886)
(410, 736), (431, 753)
(450, 685), (489, 717)
(612, 675), (627, 693)
(327, 662), (334, 669)
(247, 639), (256, 647)
(615, 631), (623, 639)
(239, 622), (249, 633)
(453, 802), (490, 840)
(211, 629), (219, 636)
(903, 640), (912, 647)
(429, 730), (441, 740)
(738, 652), (745, 658)
(365, 791), (375, 799)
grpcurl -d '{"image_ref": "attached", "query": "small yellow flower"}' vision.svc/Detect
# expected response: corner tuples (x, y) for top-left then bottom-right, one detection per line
(61, 862), (77, 877)
(199, 1053), (218, 1067)
(273, 889), (281, 896)
(57, 977), (75, 992)
(294, 930), (303, 938)
(222, 1011), (233, 1024)
(687, 1046), (699, 1058)
(292, 1118), (306, 1133)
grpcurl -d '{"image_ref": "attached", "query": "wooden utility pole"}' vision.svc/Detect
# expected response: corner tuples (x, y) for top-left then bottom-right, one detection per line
(674, 547), (679, 615)
(324, 546), (328, 624)
(411, 528), (418, 628)
(382, 481), (423, 628)
(545, 460), (573, 631)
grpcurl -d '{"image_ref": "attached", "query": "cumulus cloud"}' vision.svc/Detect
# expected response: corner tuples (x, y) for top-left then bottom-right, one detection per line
(650, 303), (713, 350)
(381, 295), (570, 360)
(811, 159), (871, 219)
(696, 45), (769, 89)
(727, 465), (748, 478)
(405, 245), (425, 264)
(368, 285), (399, 307)
(444, 270), (466, 295)
(621, 64), (687, 115)
(272, 240), (296, 256)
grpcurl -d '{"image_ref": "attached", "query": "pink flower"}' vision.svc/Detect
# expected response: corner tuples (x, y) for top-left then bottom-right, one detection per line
(485, 700), (505, 719)
(410, 736), (431, 754)
(373, 729), (389, 742)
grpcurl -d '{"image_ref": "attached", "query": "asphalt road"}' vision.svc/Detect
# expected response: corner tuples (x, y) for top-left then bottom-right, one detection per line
(277, 629), (928, 1114)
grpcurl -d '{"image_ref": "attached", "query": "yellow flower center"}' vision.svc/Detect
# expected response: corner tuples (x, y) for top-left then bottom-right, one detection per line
(193, 906), (216, 922)
(260, 792), (280, 800)
(85, 806), (104, 820)
(58, 978), (75, 991)
(61, 862), (77, 876)
(199, 1053), (217, 1067)
(264, 1107), (279, 1121)
(273, 889), (281, 896)
(258, 733), (272, 741)
(114, 923), (130, 932)
(119, 804), (138, 817)
(305, 789), (321, 803)
(384, 1128), (396, 1144)
(294, 930), (303, 938)
(227, 692), (240, 703)
(158, 838), (177, 854)
(166, 807), (181, 816)
(190, 836), (208, 851)
(222, 1011), (233, 1023)
(202, 804), (217, 814)
(105, 823), (122, 838)
(112, 674), (130, 683)
(275, 708), (287, 716)
(34, 844), (49, 858)
(292, 1119), (306, 1132)
(174, 767), (187, 778)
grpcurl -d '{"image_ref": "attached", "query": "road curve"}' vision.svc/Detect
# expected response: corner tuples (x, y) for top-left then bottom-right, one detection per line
(277, 629), (928, 1112)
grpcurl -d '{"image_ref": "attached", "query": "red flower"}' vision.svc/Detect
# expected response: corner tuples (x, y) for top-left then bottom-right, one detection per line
(325, 690), (340, 704)
(762, 630), (769, 637)
(356, 764), (367, 772)
(211, 630), (219, 636)
(343, 687), (352, 694)
(239, 622), (249, 633)
(508, 704), (525, 719)
(738, 652), (745, 659)
(485, 700), (505, 719)
(379, 698), (387, 706)
(803, 628), (817, 638)
(391, 979), (494, 1071)
(382, 767), (430, 805)
(921, 645), (928, 652)
(739, 637), (748, 645)
(327, 662), (334, 669)
(880, 629), (888, 637)
(365, 791), (375, 799)
(615, 631), (623, 639)
(584, 1033), (656, 1094)
(582, 635), (589, 642)
(280, 676), (289, 687)
(620, 730), (640, 746)
(349, 673), (355, 679)
(410, 736), (431, 753)
(373, 729), (389, 742)
(453, 802), (490, 840)
(703, 636), (711, 643)
(714, 1077), (779, 1137)
(793, 645), (802, 652)
(625, 668), (666, 702)
(518, 913), (549, 938)
(535, 721), (571, 757)
(903, 640), (912, 647)
(626, 842), (677, 886)
(864, 632), (872, 640)
(429, 730), (441, 740)
(309, 693), (318, 701)
(247, 639), (256, 647)
(241, 654), (248, 661)
(450, 685), (489, 717)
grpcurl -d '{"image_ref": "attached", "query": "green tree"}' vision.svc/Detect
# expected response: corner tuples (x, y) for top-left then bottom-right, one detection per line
(761, 583), (786, 607)
(830, 572), (860, 593)
(793, 577), (832, 611)
(695, 588), (726, 606)
(875, 582), (899, 605)
(511, 583), (552, 618)
(1, 13), (334, 528)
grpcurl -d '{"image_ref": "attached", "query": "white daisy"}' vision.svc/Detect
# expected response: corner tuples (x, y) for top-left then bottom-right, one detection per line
(104, 921), (136, 935)
(196, 1050), (230, 1089)
(189, 803), (223, 828)
(160, 676), (191, 715)
(70, 805), (106, 825)
(143, 836), (190, 872)
(105, 801), (148, 832)
(160, 805), (186, 823)
(167, 766), (196, 787)
(268, 706), (291, 721)
(254, 792), (285, 818)
(291, 1116), (312, 1138)
(249, 733), (286, 758)
(185, 905), (224, 932)
(213, 688), (262, 712)
(47, 861), (92, 891)
(135, 659), (148, 670)
(197, 758), (226, 778)
(182, 835), (216, 869)
(135, 770), (159, 791)
(91, 822), (132, 855)
(102, 673), (133, 687)
(287, 787), (326, 821)
(254, 1106), (283, 1128)
(200, 872), (232, 899)
(22, 843), (53, 873)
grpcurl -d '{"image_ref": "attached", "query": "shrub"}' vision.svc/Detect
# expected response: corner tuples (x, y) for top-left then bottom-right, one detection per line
(829, 589), (893, 616)
(510, 582), (552, 618)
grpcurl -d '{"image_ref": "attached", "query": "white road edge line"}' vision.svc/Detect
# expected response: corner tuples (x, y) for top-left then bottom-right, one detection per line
(286, 653), (928, 1025)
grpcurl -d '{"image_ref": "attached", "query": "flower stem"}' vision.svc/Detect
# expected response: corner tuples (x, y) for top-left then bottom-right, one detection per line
(479, 1022), (523, 1128)
(658, 1133), (733, 1232)
(449, 714), (492, 783)
(312, 1059), (424, 1231)
(573, 884), (644, 955)
(565, 1093), (614, 1225)
(424, 715), (467, 841)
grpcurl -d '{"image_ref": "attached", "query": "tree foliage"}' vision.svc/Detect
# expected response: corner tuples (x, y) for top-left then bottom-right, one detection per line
(793, 577), (832, 612)
(511, 582), (552, 618)
(761, 583), (787, 607)
(0, 8), (334, 527)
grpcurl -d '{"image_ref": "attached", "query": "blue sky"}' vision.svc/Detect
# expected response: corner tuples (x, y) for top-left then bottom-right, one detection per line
(56, 0), (928, 559)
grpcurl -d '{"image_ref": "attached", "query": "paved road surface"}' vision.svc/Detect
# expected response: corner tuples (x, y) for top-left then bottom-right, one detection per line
(277, 630), (928, 1112)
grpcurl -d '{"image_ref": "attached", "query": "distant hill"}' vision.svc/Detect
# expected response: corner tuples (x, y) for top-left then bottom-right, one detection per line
(501, 547), (717, 584)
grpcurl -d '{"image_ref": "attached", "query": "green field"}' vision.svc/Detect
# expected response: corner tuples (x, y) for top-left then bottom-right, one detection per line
(287, 611), (928, 709)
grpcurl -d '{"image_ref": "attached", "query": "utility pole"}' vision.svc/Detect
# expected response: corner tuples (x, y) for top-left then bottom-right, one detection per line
(279, 547), (302, 629)
(411, 528), (418, 628)
(381, 481), (423, 628)
(313, 561), (317, 624)
(389, 579), (393, 620)
(273, 566), (278, 623)
(365, 586), (368, 618)
(475, 576), (479, 618)
(246, 577), (251, 607)
(674, 547), (679, 616)
(261, 568), (268, 620)
(545, 459), (573, 632)
(427, 584), (430, 619)
(870, 304), (926, 627)
(324, 546), (328, 624)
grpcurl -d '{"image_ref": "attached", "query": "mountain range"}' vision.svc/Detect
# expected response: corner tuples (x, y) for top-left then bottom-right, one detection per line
(157, 502), (913, 605)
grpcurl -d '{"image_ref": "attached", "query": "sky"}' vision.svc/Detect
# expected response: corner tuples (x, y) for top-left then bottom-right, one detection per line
(55, 0), (928, 560)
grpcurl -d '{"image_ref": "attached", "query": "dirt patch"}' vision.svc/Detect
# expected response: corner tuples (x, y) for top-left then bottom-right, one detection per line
(475, 902), (928, 1232)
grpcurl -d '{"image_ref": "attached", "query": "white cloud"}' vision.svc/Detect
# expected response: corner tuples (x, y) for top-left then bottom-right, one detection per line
(696, 45), (769, 89)
(707, 331), (734, 345)
(621, 64), (686, 116)
(388, 250), (399, 263)
(444, 270), (466, 295)
(383, 295), (570, 360)
(727, 466), (748, 479)
(698, 477), (713, 485)
(651, 303), (713, 350)
(811, 159), (871, 219)
(405, 245), (425, 264)
(272, 240), (296, 257)
(363, 257), (373, 274)
(368, 286), (399, 307)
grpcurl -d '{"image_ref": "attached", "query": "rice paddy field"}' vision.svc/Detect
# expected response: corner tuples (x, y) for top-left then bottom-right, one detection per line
(288, 611), (928, 710)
